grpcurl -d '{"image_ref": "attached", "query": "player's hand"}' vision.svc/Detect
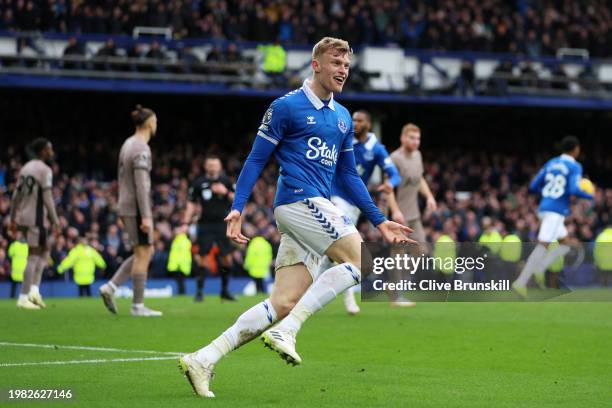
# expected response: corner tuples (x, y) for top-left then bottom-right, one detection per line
(426, 196), (437, 212)
(52, 224), (62, 238)
(377, 220), (415, 244)
(391, 210), (406, 225)
(211, 182), (229, 196)
(140, 217), (152, 234)
(224, 209), (249, 244)
(376, 182), (394, 195)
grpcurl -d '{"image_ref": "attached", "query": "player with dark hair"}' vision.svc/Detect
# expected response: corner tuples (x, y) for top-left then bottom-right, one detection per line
(9, 138), (59, 309)
(99, 105), (162, 317)
(319, 109), (402, 314)
(182, 155), (236, 302)
(512, 135), (594, 297)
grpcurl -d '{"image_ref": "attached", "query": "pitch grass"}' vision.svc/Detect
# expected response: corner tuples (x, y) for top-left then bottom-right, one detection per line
(0, 295), (611, 407)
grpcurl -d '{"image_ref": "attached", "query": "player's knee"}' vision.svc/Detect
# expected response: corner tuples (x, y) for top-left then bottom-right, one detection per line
(269, 295), (297, 319)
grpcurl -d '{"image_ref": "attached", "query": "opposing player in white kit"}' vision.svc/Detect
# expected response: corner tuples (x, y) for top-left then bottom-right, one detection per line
(178, 37), (414, 397)
(321, 109), (402, 314)
(512, 136), (594, 297)
(9, 138), (60, 310)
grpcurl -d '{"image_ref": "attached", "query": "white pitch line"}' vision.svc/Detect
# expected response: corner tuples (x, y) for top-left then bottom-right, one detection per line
(0, 356), (177, 368)
(0, 341), (183, 356)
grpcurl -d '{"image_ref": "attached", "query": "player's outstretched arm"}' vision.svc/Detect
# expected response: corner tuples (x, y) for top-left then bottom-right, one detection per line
(568, 170), (594, 200)
(225, 135), (277, 244)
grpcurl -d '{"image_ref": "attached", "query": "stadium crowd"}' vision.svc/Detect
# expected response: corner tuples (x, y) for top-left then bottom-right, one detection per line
(1, 0), (611, 57)
(0, 141), (610, 283)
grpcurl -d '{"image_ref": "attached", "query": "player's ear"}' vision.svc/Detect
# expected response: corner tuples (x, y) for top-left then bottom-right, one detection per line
(312, 59), (321, 73)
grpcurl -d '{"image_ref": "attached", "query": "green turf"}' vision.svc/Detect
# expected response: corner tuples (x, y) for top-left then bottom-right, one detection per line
(0, 295), (611, 407)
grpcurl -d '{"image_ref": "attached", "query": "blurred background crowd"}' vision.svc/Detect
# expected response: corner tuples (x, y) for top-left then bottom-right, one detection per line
(0, 139), (609, 283)
(2, 0), (611, 57)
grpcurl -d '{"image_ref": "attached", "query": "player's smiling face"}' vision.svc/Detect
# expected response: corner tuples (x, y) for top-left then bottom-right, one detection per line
(315, 49), (350, 94)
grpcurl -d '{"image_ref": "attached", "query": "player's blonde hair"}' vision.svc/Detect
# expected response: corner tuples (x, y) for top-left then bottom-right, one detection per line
(402, 123), (421, 134)
(312, 37), (352, 60)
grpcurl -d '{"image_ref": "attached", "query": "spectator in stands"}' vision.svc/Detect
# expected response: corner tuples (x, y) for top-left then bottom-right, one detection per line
(4, 0), (612, 58)
(95, 39), (119, 70)
(62, 36), (83, 69)
(178, 45), (201, 73)
(257, 38), (286, 88)
(456, 60), (475, 97)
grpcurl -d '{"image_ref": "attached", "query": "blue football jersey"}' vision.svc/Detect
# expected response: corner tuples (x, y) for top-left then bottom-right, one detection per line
(529, 154), (592, 215)
(256, 81), (354, 208)
(331, 132), (400, 205)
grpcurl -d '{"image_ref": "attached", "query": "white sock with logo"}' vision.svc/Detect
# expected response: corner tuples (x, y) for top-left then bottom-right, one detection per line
(278, 263), (360, 334)
(196, 299), (277, 365)
(514, 244), (548, 287)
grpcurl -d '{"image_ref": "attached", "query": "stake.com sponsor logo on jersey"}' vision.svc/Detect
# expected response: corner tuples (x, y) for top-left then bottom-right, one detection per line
(306, 136), (339, 167)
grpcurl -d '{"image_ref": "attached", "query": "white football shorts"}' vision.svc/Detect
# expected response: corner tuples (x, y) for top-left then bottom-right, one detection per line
(274, 197), (359, 281)
(330, 195), (361, 225)
(537, 211), (568, 242)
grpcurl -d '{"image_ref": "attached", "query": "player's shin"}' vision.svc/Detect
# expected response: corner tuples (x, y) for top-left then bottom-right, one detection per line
(19, 255), (38, 297)
(539, 244), (570, 274)
(514, 244), (548, 287)
(195, 299), (278, 365)
(278, 262), (361, 333)
(110, 255), (134, 287)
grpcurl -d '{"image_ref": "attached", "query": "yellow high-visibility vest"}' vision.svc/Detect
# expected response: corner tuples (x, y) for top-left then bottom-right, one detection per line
(8, 240), (28, 282)
(58, 244), (106, 285)
(479, 230), (503, 255)
(167, 233), (192, 276)
(500, 234), (522, 262)
(434, 234), (456, 275)
(258, 44), (286, 73)
(594, 227), (612, 271)
(548, 241), (564, 273)
(244, 236), (273, 279)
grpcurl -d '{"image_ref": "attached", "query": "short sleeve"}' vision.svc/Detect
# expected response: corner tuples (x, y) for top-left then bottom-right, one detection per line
(257, 99), (290, 145)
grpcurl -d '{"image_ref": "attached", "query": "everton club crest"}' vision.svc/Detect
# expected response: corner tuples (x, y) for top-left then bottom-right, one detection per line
(337, 117), (348, 133)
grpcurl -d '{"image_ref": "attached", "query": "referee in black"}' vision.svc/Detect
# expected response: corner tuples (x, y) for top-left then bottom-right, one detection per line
(182, 155), (236, 301)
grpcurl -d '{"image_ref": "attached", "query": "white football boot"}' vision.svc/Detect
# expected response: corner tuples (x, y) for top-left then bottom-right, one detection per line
(178, 353), (215, 397)
(99, 283), (118, 314)
(130, 304), (163, 317)
(261, 327), (302, 366)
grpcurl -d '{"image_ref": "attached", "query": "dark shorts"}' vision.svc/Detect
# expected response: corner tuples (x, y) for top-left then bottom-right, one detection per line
(197, 222), (233, 256)
(122, 216), (154, 247)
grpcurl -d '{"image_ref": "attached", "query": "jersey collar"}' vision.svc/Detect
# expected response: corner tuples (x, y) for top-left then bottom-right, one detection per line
(302, 79), (335, 111)
(560, 153), (576, 162)
(353, 132), (378, 149)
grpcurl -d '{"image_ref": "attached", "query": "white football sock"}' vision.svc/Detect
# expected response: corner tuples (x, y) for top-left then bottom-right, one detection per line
(318, 255), (334, 276)
(514, 244), (548, 286)
(196, 299), (277, 365)
(539, 244), (570, 273)
(279, 263), (360, 333)
(29, 285), (40, 296)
